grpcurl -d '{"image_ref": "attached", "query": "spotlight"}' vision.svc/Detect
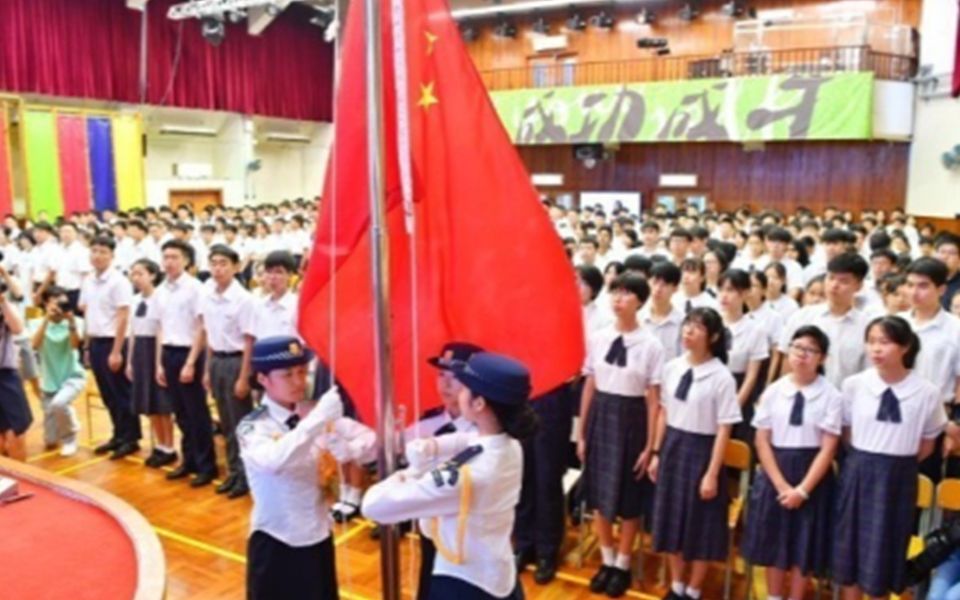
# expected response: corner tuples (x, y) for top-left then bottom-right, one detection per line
(565, 13), (586, 31)
(589, 10), (615, 29)
(201, 16), (225, 47)
(532, 16), (550, 34)
(227, 9), (246, 23)
(679, 3), (700, 21)
(460, 24), (478, 42)
(493, 17), (517, 38)
(637, 9), (655, 25)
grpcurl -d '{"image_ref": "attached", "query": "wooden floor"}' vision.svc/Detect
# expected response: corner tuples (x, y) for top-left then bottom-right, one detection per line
(19, 386), (782, 600)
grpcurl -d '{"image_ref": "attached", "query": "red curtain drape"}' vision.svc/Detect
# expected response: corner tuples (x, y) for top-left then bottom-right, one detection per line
(57, 114), (93, 216)
(0, 0), (333, 121)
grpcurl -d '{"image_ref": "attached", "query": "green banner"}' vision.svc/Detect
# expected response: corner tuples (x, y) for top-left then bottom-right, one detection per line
(491, 72), (874, 145)
(23, 110), (64, 219)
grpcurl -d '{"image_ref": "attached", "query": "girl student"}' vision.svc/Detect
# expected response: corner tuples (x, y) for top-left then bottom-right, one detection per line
(764, 262), (800, 320)
(577, 273), (665, 598)
(741, 326), (842, 600)
(833, 316), (947, 599)
(126, 258), (176, 468)
(648, 307), (742, 600)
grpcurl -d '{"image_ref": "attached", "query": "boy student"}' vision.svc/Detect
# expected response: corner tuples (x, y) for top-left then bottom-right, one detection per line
(80, 236), (139, 458)
(667, 228), (692, 266)
(637, 221), (666, 258)
(936, 233), (960, 311)
(775, 252), (871, 388)
(199, 244), (256, 499)
(639, 262), (685, 361)
(765, 227), (804, 298)
(155, 239), (218, 487)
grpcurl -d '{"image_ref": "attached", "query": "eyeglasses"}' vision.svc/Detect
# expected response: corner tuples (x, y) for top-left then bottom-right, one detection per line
(789, 343), (822, 358)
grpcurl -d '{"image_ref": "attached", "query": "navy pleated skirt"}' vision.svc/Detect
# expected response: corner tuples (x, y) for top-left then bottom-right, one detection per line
(832, 448), (917, 597)
(583, 391), (650, 521)
(651, 427), (729, 562)
(741, 447), (835, 576)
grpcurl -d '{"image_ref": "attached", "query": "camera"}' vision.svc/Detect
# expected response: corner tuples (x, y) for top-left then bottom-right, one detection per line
(903, 518), (960, 589)
(0, 250), (6, 295)
(56, 298), (72, 314)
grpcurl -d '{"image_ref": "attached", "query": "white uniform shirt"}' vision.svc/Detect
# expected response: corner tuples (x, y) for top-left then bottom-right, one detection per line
(732, 253), (770, 273)
(33, 238), (61, 284)
(671, 290), (718, 314)
(660, 355), (742, 435)
(767, 295), (800, 321)
(78, 267), (133, 338)
(778, 304), (871, 388)
(748, 303), (784, 349)
(153, 273), (204, 347)
(841, 368), (946, 457)
(135, 238), (162, 264)
(251, 291), (300, 340)
(777, 258), (805, 292)
(901, 309), (960, 403)
(753, 375), (843, 448)
(129, 293), (160, 338)
(362, 432), (523, 598)
(404, 409), (477, 442)
(586, 325), (665, 397)
(113, 238), (136, 272)
(725, 314), (770, 374)
(198, 280), (255, 353)
(639, 304), (684, 361)
(55, 241), (91, 290)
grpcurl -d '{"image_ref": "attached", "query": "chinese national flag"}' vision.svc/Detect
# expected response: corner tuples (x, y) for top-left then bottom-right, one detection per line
(298, 0), (584, 425)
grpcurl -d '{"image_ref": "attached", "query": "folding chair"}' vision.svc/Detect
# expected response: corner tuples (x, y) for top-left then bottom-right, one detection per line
(723, 439), (753, 600)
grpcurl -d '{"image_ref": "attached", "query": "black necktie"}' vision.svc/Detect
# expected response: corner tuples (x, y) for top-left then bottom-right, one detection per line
(675, 369), (694, 401)
(877, 388), (902, 424)
(434, 422), (456, 436)
(789, 391), (805, 426)
(604, 336), (628, 367)
(286, 414), (301, 430)
(684, 299), (692, 314)
(135, 300), (147, 318)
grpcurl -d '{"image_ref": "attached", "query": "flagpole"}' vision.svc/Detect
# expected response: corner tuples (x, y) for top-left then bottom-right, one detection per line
(363, 0), (402, 597)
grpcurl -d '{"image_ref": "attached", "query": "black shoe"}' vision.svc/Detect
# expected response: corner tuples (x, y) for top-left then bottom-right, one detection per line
(166, 464), (194, 480)
(227, 482), (249, 499)
(152, 450), (178, 468)
(94, 440), (121, 455)
(110, 442), (140, 460)
(216, 473), (238, 494)
(332, 502), (360, 523)
(662, 590), (684, 600)
(514, 547), (536, 572)
(589, 566), (613, 594)
(605, 567), (632, 598)
(144, 449), (161, 467)
(533, 557), (557, 585)
(370, 525), (381, 540)
(190, 472), (216, 488)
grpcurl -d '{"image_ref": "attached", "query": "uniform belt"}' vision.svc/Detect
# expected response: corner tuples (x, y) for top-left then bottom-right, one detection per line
(212, 350), (243, 358)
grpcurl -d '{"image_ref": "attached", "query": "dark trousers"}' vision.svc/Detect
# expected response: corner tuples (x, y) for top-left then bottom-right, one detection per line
(417, 536), (437, 600)
(513, 383), (573, 560)
(428, 575), (523, 600)
(88, 338), (140, 444)
(247, 531), (338, 600)
(210, 354), (253, 481)
(162, 346), (216, 476)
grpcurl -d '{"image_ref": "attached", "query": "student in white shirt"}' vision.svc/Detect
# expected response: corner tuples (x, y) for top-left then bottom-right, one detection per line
(54, 223), (91, 312)
(667, 228), (692, 266)
(637, 221), (667, 259)
(764, 262), (800, 320)
(649, 307), (741, 600)
(746, 270), (784, 356)
(741, 326), (842, 600)
(672, 258), (719, 315)
(834, 316), (946, 599)
(732, 229), (770, 273)
(639, 262), (685, 362)
(577, 274), (664, 598)
(766, 228), (805, 299)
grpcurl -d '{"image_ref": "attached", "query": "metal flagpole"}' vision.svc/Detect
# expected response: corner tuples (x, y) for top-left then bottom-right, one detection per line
(363, 0), (402, 597)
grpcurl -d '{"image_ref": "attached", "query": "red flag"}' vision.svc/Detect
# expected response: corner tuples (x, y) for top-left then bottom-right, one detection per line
(298, 0), (584, 425)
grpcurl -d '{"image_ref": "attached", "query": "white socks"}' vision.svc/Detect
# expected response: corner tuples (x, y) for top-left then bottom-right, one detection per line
(686, 588), (702, 599)
(767, 596), (783, 600)
(601, 546), (615, 566)
(340, 485), (361, 506)
(156, 444), (174, 454)
(671, 581), (685, 596)
(614, 553), (631, 570)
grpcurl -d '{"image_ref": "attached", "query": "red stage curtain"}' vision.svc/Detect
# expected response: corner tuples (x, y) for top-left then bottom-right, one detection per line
(57, 114), (92, 216)
(0, 0), (333, 121)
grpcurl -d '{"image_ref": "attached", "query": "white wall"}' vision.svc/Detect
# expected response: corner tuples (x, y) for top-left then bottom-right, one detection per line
(905, 0), (960, 218)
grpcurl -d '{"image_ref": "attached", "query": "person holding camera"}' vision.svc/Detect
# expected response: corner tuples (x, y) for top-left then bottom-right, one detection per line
(30, 286), (85, 456)
(0, 271), (30, 461)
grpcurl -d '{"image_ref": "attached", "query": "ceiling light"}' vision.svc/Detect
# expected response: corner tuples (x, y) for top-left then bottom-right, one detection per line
(201, 16), (226, 46)
(565, 13), (586, 31)
(589, 10), (615, 29)
(493, 17), (517, 38)
(159, 125), (219, 137)
(532, 16), (550, 34)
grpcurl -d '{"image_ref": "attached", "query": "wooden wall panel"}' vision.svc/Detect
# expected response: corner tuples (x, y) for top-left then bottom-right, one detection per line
(517, 141), (910, 215)
(466, 0), (920, 72)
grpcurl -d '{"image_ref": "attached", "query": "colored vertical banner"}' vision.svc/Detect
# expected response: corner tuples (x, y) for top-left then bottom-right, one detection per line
(23, 110), (63, 219)
(56, 114), (92, 216)
(0, 108), (13, 216)
(87, 117), (118, 212)
(111, 115), (145, 211)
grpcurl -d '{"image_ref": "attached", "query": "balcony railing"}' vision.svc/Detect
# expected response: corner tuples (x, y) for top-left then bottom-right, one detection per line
(479, 46), (917, 91)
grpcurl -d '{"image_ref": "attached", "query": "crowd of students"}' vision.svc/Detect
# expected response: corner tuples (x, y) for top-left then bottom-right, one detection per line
(2, 199), (960, 600)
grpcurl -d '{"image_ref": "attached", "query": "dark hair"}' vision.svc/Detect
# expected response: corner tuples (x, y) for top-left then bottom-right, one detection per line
(623, 254), (652, 277)
(604, 261), (625, 277)
(826, 252), (869, 281)
(580, 236), (599, 250)
(576, 265), (604, 301)
(669, 228), (693, 242)
(822, 228), (853, 245)
(766, 227), (792, 243)
(870, 248), (898, 265)
(704, 249), (730, 273)
(208, 244), (240, 264)
(161, 239), (195, 266)
(680, 258), (706, 291)
(609, 273), (651, 304)
(880, 273), (906, 296)
(90, 235), (116, 251)
(640, 221), (661, 233)
(718, 268), (751, 292)
(689, 225), (710, 241)
(486, 400), (540, 442)
(764, 262), (788, 294)
(749, 269), (768, 291)
(650, 261), (681, 286)
(40, 285), (68, 305)
(906, 257), (949, 287)
(869, 230), (892, 252)
(865, 316), (920, 369)
(264, 250), (298, 273)
(132, 258), (163, 286)
(792, 240), (810, 267)
(791, 325), (830, 375)
(683, 307), (729, 363)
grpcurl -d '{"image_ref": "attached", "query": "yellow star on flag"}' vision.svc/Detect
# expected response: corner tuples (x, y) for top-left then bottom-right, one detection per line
(425, 31), (438, 55)
(418, 81), (438, 110)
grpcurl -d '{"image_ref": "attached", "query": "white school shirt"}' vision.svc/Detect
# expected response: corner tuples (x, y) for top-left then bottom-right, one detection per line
(671, 289), (718, 314)
(78, 267), (133, 338)
(54, 241), (91, 291)
(776, 258), (805, 292)
(639, 304), (684, 362)
(767, 295), (800, 321)
(198, 279), (256, 353)
(778, 304), (871, 389)
(660, 355), (742, 435)
(113, 238), (136, 272)
(251, 291), (300, 340)
(725, 314), (770, 374)
(731, 253), (770, 273)
(901, 309), (960, 403)
(362, 432), (522, 598)
(841, 368), (946, 457)
(753, 375), (843, 449)
(404, 409), (477, 442)
(586, 325), (665, 397)
(135, 238), (162, 264)
(802, 261), (826, 287)
(129, 293), (160, 338)
(33, 238), (60, 283)
(153, 273), (204, 347)
(748, 303), (784, 350)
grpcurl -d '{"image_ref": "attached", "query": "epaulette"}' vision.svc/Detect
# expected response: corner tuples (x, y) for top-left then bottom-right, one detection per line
(241, 405), (269, 423)
(431, 445), (483, 488)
